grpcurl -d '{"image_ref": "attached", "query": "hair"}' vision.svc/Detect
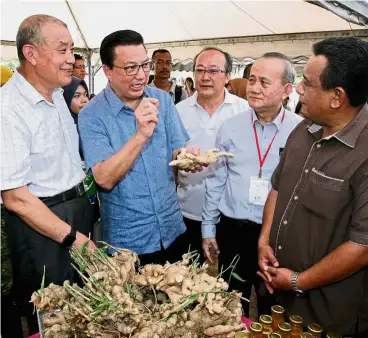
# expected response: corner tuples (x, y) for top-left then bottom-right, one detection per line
(74, 54), (84, 61)
(148, 74), (154, 84)
(100, 30), (144, 69)
(260, 52), (295, 85)
(243, 63), (253, 79)
(16, 15), (67, 62)
(152, 49), (172, 60)
(313, 37), (368, 107)
(193, 47), (233, 74)
(185, 77), (195, 90)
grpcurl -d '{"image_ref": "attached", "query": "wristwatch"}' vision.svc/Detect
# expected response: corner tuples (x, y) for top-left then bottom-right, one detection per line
(290, 272), (304, 293)
(61, 227), (77, 248)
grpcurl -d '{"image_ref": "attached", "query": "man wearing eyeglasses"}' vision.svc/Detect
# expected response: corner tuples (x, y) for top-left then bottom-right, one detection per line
(73, 54), (86, 80)
(78, 30), (193, 265)
(150, 49), (187, 104)
(176, 47), (250, 261)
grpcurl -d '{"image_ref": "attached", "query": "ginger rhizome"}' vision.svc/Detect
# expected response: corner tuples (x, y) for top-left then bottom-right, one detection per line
(169, 148), (235, 170)
(31, 244), (248, 338)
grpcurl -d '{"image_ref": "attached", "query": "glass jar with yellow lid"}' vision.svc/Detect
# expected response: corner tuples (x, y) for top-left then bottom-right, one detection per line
(268, 333), (282, 338)
(235, 332), (250, 338)
(260, 314), (273, 337)
(271, 305), (285, 331)
(307, 324), (323, 338)
(300, 333), (313, 338)
(326, 333), (342, 338)
(250, 322), (264, 338)
(289, 315), (303, 337)
(277, 322), (292, 338)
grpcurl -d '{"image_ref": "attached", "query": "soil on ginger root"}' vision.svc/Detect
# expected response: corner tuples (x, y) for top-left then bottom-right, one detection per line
(31, 244), (248, 338)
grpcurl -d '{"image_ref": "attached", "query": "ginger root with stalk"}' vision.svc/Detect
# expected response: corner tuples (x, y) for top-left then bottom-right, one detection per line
(169, 148), (235, 170)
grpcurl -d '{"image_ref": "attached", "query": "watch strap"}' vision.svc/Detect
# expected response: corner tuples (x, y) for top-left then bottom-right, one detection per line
(291, 271), (303, 293)
(61, 226), (77, 248)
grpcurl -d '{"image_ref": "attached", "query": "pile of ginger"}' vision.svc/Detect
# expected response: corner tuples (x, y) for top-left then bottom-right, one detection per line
(31, 244), (248, 338)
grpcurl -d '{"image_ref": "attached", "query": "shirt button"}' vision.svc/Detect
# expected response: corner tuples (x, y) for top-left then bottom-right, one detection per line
(278, 245), (283, 250)
(283, 220), (288, 225)
(294, 195), (299, 200)
(304, 169), (309, 174)
(316, 144), (321, 149)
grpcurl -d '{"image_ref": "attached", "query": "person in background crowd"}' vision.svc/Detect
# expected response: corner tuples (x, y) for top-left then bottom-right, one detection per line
(1, 15), (95, 334)
(73, 53), (86, 80)
(202, 52), (303, 316)
(62, 77), (100, 208)
(150, 49), (187, 104)
(176, 47), (250, 260)
(258, 37), (368, 337)
(89, 93), (96, 100)
(78, 30), (203, 266)
(0, 65), (13, 86)
(185, 77), (195, 97)
(226, 78), (248, 100)
(148, 74), (154, 85)
(243, 62), (253, 79)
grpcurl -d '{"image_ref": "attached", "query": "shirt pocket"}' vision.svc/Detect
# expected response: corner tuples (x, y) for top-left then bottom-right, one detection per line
(299, 168), (345, 220)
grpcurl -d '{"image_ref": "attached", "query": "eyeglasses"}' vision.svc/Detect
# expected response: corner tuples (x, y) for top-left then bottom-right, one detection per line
(194, 68), (227, 76)
(114, 61), (153, 76)
(155, 60), (173, 67)
(74, 65), (86, 70)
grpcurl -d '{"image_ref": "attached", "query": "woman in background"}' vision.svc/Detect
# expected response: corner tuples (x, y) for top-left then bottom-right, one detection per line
(185, 77), (195, 97)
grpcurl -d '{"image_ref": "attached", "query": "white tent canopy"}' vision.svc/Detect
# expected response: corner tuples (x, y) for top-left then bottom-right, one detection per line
(1, 0), (368, 93)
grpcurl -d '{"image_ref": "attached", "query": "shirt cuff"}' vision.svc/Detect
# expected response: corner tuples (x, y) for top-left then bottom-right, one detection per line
(201, 222), (216, 238)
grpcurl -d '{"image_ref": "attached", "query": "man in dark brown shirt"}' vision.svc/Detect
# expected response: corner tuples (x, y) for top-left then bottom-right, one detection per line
(257, 37), (368, 336)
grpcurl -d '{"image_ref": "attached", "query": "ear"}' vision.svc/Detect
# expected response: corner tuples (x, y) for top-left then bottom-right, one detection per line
(225, 72), (231, 85)
(331, 87), (345, 109)
(102, 65), (113, 81)
(281, 83), (293, 101)
(22, 44), (38, 66)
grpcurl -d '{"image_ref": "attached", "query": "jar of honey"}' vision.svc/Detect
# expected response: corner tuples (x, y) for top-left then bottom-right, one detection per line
(268, 334), (282, 338)
(260, 314), (273, 337)
(326, 333), (342, 338)
(289, 315), (303, 338)
(235, 332), (250, 338)
(300, 333), (313, 338)
(307, 324), (323, 338)
(250, 322), (264, 338)
(277, 322), (292, 338)
(271, 305), (285, 331)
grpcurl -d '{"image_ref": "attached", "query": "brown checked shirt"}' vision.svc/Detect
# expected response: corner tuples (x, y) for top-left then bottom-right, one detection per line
(270, 104), (368, 335)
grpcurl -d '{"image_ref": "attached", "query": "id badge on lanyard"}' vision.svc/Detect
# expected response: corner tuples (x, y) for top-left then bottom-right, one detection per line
(249, 109), (285, 206)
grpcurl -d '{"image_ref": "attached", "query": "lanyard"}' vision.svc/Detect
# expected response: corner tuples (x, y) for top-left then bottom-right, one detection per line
(252, 109), (286, 178)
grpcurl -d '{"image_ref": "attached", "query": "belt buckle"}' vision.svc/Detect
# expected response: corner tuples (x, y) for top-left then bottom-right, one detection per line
(76, 183), (84, 197)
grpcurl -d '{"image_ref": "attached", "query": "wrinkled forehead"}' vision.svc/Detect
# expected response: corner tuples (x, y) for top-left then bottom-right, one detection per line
(41, 23), (73, 47)
(196, 50), (226, 68)
(113, 44), (148, 64)
(304, 55), (327, 84)
(250, 57), (285, 81)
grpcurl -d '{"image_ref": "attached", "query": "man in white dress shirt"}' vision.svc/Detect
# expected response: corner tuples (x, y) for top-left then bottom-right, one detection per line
(176, 47), (250, 258)
(1, 15), (95, 334)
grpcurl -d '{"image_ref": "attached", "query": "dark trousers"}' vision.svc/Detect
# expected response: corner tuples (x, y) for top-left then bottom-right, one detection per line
(4, 195), (96, 335)
(183, 217), (204, 261)
(217, 214), (275, 317)
(138, 232), (188, 266)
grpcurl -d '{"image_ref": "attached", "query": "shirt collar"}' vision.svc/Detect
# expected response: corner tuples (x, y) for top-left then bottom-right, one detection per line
(13, 70), (63, 106)
(189, 88), (235, 107)
(307, 104), (368, 148)
(252, 106), (285, 131)
(105, 82), (148, 117)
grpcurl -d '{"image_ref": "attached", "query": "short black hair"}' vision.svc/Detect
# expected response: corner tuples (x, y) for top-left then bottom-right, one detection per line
(243, 63), (253, 79)
(313, 37), (368, 107)
(260, 52), (295, 84)
(152, 49), (171, 60)
(100, 30), (144, 69)
(193, 47), (233, 74)
(74, 54), (84, 61)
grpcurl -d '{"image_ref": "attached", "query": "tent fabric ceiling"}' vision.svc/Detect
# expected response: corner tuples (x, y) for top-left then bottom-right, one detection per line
(1, 0), (367, 51)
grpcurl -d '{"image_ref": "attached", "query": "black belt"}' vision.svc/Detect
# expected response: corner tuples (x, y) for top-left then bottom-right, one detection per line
(40, 182), (85, 208)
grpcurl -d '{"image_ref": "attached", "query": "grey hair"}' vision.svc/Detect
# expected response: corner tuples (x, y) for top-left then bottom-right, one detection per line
(193, 47), (233, 74)
(261, 52), (296, 84)
(16, 15), (67, 61)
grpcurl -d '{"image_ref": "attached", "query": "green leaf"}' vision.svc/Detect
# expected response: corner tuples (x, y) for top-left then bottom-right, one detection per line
(231, 272), (245, 282)
(80, 240), (90, 256)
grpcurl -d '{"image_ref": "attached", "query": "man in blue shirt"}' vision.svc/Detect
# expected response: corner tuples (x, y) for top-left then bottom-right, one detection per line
(78, 30), (190, 264)
(202, 52), (303, 316)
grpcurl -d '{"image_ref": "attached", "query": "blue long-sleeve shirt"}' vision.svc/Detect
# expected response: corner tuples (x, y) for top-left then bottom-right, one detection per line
(202, 108), (303, 238)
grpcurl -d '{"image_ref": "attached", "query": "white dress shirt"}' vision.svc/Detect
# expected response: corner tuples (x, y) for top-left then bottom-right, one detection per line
(1, 70), (85, 199)
(176, 89), (250, 221)
(149, 80), (188, 102)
